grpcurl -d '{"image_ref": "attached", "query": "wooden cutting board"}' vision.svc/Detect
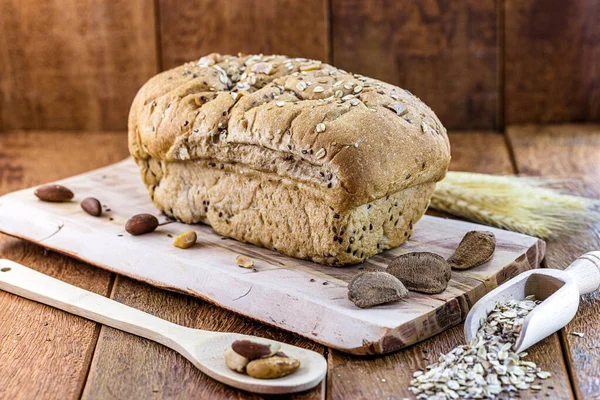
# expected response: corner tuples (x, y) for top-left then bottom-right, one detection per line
(0, 159), (545, 355)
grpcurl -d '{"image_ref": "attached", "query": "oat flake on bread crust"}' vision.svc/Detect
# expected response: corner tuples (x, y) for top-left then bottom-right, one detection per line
(128, 53), (451, 265)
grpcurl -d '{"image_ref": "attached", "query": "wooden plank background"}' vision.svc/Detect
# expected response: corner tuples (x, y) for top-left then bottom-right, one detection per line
(0, 0), (159, 132)
(1, 1), (600, 398)
(1, 0), (598, 132)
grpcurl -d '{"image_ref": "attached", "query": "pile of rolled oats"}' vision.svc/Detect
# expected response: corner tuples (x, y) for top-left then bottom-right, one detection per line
(409, 295), (552, 399)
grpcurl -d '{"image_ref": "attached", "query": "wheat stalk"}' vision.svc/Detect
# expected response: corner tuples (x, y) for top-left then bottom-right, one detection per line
(430, 172), (600, 238)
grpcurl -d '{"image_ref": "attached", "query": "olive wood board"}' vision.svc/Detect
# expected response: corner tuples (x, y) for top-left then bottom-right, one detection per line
(0, 158), (545, 355)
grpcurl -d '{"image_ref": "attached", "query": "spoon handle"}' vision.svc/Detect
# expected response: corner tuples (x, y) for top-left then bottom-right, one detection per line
(0, 259), (197, 348)
(564, 251), (600, 295)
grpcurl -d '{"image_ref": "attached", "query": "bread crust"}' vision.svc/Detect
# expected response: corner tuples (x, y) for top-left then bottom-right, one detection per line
(129, 54), (451, 265)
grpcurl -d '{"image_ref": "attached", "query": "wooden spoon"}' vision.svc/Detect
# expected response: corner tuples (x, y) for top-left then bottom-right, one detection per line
(464, 251), (600, 353)
(0, 259), (327, 394)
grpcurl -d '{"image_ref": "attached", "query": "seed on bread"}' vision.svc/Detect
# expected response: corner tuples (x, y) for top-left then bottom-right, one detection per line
(386, 102), (408, 116)
(296, 82), (307, 91)
(315, 148), (327, 159)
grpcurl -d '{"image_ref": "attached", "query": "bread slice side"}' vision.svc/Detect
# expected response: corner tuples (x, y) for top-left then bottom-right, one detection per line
(140, 158), (434, 265)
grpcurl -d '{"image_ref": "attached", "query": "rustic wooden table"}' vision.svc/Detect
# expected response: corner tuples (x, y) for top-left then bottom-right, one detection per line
(0, 126), (599, 399)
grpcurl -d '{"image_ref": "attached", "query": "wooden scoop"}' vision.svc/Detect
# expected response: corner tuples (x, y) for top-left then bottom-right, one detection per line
(0, 259), (327, 394)
(465, 251), (600, 353)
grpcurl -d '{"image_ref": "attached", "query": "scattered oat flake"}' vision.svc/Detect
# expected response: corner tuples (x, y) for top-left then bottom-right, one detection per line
(276, 101), (285, 107)
(421, 122), (429, 133)
(571, 332), (585, 337)
(315, 148), (327, 159)
(409, 296), (552, 399)
(251, 62), (273, 74)
(353, 85), (363, 93)
(314, 86), (325, 93)
(300, 63), (321, 71)
(386, 102), (408, 116)
(296, 82), (307, 91)
(316, 123), (326, 133)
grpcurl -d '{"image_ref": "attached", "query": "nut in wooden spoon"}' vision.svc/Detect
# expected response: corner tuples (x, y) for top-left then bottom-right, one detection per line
(465, 251), (600, 353)
(0, 259), (326, 394)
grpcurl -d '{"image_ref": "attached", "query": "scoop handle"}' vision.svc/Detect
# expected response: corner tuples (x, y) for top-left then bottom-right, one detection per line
(564, 251), (600, 295)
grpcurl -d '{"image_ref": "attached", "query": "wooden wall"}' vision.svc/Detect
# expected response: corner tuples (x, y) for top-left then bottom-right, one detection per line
(0, 0), (598, 132)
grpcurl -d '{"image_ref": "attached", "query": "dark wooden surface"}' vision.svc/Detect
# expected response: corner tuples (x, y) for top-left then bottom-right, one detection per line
(504, 1), (600, 124)
(331, 0), (500, 130)
(158, 0), (330, 70)
(1, 127), (599, 398)
(0, 0), (158, 131)
(1, 0), (599, 132)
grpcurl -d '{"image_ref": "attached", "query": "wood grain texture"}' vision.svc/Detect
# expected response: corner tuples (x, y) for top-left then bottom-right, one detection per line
(0, 241), (113, 400)
(0, 158), (545, 355)
(508, 123), (600, 398)
(447, 131), (513, 175)
(328, 131), (574, 399)
(0, 131), (128, 399)
(158, 0), (330, 70)
(0, 0), (158, 131)
(504, 0), (600, 124)
(331, 0), (499, 130)
(0, 131), (129, 193)
(82, 276), (325, 400)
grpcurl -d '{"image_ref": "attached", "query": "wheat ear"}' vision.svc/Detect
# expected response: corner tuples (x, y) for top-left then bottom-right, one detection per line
(430, 172), (600, 239)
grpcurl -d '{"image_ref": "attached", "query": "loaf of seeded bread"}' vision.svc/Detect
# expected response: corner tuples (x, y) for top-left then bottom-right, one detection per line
(128, 53), (451, 265)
